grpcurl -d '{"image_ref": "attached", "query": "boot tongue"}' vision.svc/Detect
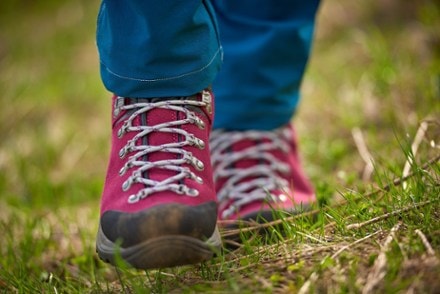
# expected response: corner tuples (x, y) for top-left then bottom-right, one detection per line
(129, 97), (184, 185)
(127, 96), (199, 187)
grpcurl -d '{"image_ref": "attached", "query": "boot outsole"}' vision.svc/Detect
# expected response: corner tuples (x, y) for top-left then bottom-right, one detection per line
(96, 224), (221, 269)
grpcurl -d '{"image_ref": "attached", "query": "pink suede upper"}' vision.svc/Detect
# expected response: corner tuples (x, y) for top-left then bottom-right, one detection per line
(100, 91), (217, 215)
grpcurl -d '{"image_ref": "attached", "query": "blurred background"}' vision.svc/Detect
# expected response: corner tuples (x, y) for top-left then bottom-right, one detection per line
(0, 1), (108, 208)
(0, 0), (439, 291)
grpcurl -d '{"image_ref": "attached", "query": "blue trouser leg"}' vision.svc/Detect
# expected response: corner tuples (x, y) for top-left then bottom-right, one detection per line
(96, 0), (222, 98)
(97, 1), (319, 129)
(212, 0), (320, 130)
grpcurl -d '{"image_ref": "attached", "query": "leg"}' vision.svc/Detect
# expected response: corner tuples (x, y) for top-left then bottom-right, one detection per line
(97, 0), (222, 97)
(96, 0), (222, 269)
(212, 0), (320, 130)
(210, 0), (320, 220)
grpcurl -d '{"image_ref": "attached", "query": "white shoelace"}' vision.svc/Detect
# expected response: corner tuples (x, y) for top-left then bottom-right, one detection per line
(115, 95), (210, 204)
(210, 127), (291, 219)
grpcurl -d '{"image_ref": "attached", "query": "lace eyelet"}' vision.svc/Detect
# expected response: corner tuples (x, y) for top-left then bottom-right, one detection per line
(122, 179), (132, 191)
(197, 139), (205, 149)
(196, 118), (205, 130)
(117, 128), (124, 138)
(119, 165), (127, 176)
(195, 160), (204, 171)
(119, 148), (127, 158)
(187, 188), (199, 197)
(113, 107), (120, 118)
(128, 194), (139, 203)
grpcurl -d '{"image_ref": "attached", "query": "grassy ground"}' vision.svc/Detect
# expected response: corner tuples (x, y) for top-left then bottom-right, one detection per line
(0, 0), (439, 293)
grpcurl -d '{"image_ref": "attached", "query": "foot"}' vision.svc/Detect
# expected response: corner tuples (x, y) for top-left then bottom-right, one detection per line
(210, 124), (315, 222)
(96, 90), (221, 269)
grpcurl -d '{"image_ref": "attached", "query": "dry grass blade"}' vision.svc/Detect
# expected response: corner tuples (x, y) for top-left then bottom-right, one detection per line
(331, 230), (382, 259)
(352, 127), (375, 181)
(295, 231), (329, 245)
(415, 229), (436, 257)
(298, 272), (319, 294)
(346, 200), (434, 230)
(362, 222), (402, 294)
(402, 121), (429, 190)
(363, 154), (440, 200)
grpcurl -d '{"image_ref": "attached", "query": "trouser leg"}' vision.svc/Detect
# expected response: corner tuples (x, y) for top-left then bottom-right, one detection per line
(212, 0), (320, 130)
(96, 0), (222, 98)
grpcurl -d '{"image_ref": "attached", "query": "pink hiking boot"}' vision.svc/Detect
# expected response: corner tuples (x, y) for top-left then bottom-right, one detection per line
(96, 90), (221, 269)
(210, 124), (315, 222)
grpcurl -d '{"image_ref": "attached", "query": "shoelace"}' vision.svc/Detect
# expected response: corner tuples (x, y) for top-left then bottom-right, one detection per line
(210, 127), (291, 219)
(116, 95), (210, 204)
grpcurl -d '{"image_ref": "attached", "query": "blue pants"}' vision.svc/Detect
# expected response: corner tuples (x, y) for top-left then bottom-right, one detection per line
(97, 0), (320, 130)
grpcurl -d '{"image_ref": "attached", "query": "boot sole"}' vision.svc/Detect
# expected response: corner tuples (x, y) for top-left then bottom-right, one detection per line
(96, 224), (222, 269)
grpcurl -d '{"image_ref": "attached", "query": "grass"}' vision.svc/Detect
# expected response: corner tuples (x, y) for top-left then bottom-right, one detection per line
(0, 0), (439, 293)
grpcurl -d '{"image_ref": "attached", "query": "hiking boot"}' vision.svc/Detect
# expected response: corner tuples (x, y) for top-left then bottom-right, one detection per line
(210, 124), (315, 222)
(96, 90), (221, 269)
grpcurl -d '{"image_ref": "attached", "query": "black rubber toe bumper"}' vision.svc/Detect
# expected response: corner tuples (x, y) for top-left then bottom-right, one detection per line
(96, 201), (221, 269)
